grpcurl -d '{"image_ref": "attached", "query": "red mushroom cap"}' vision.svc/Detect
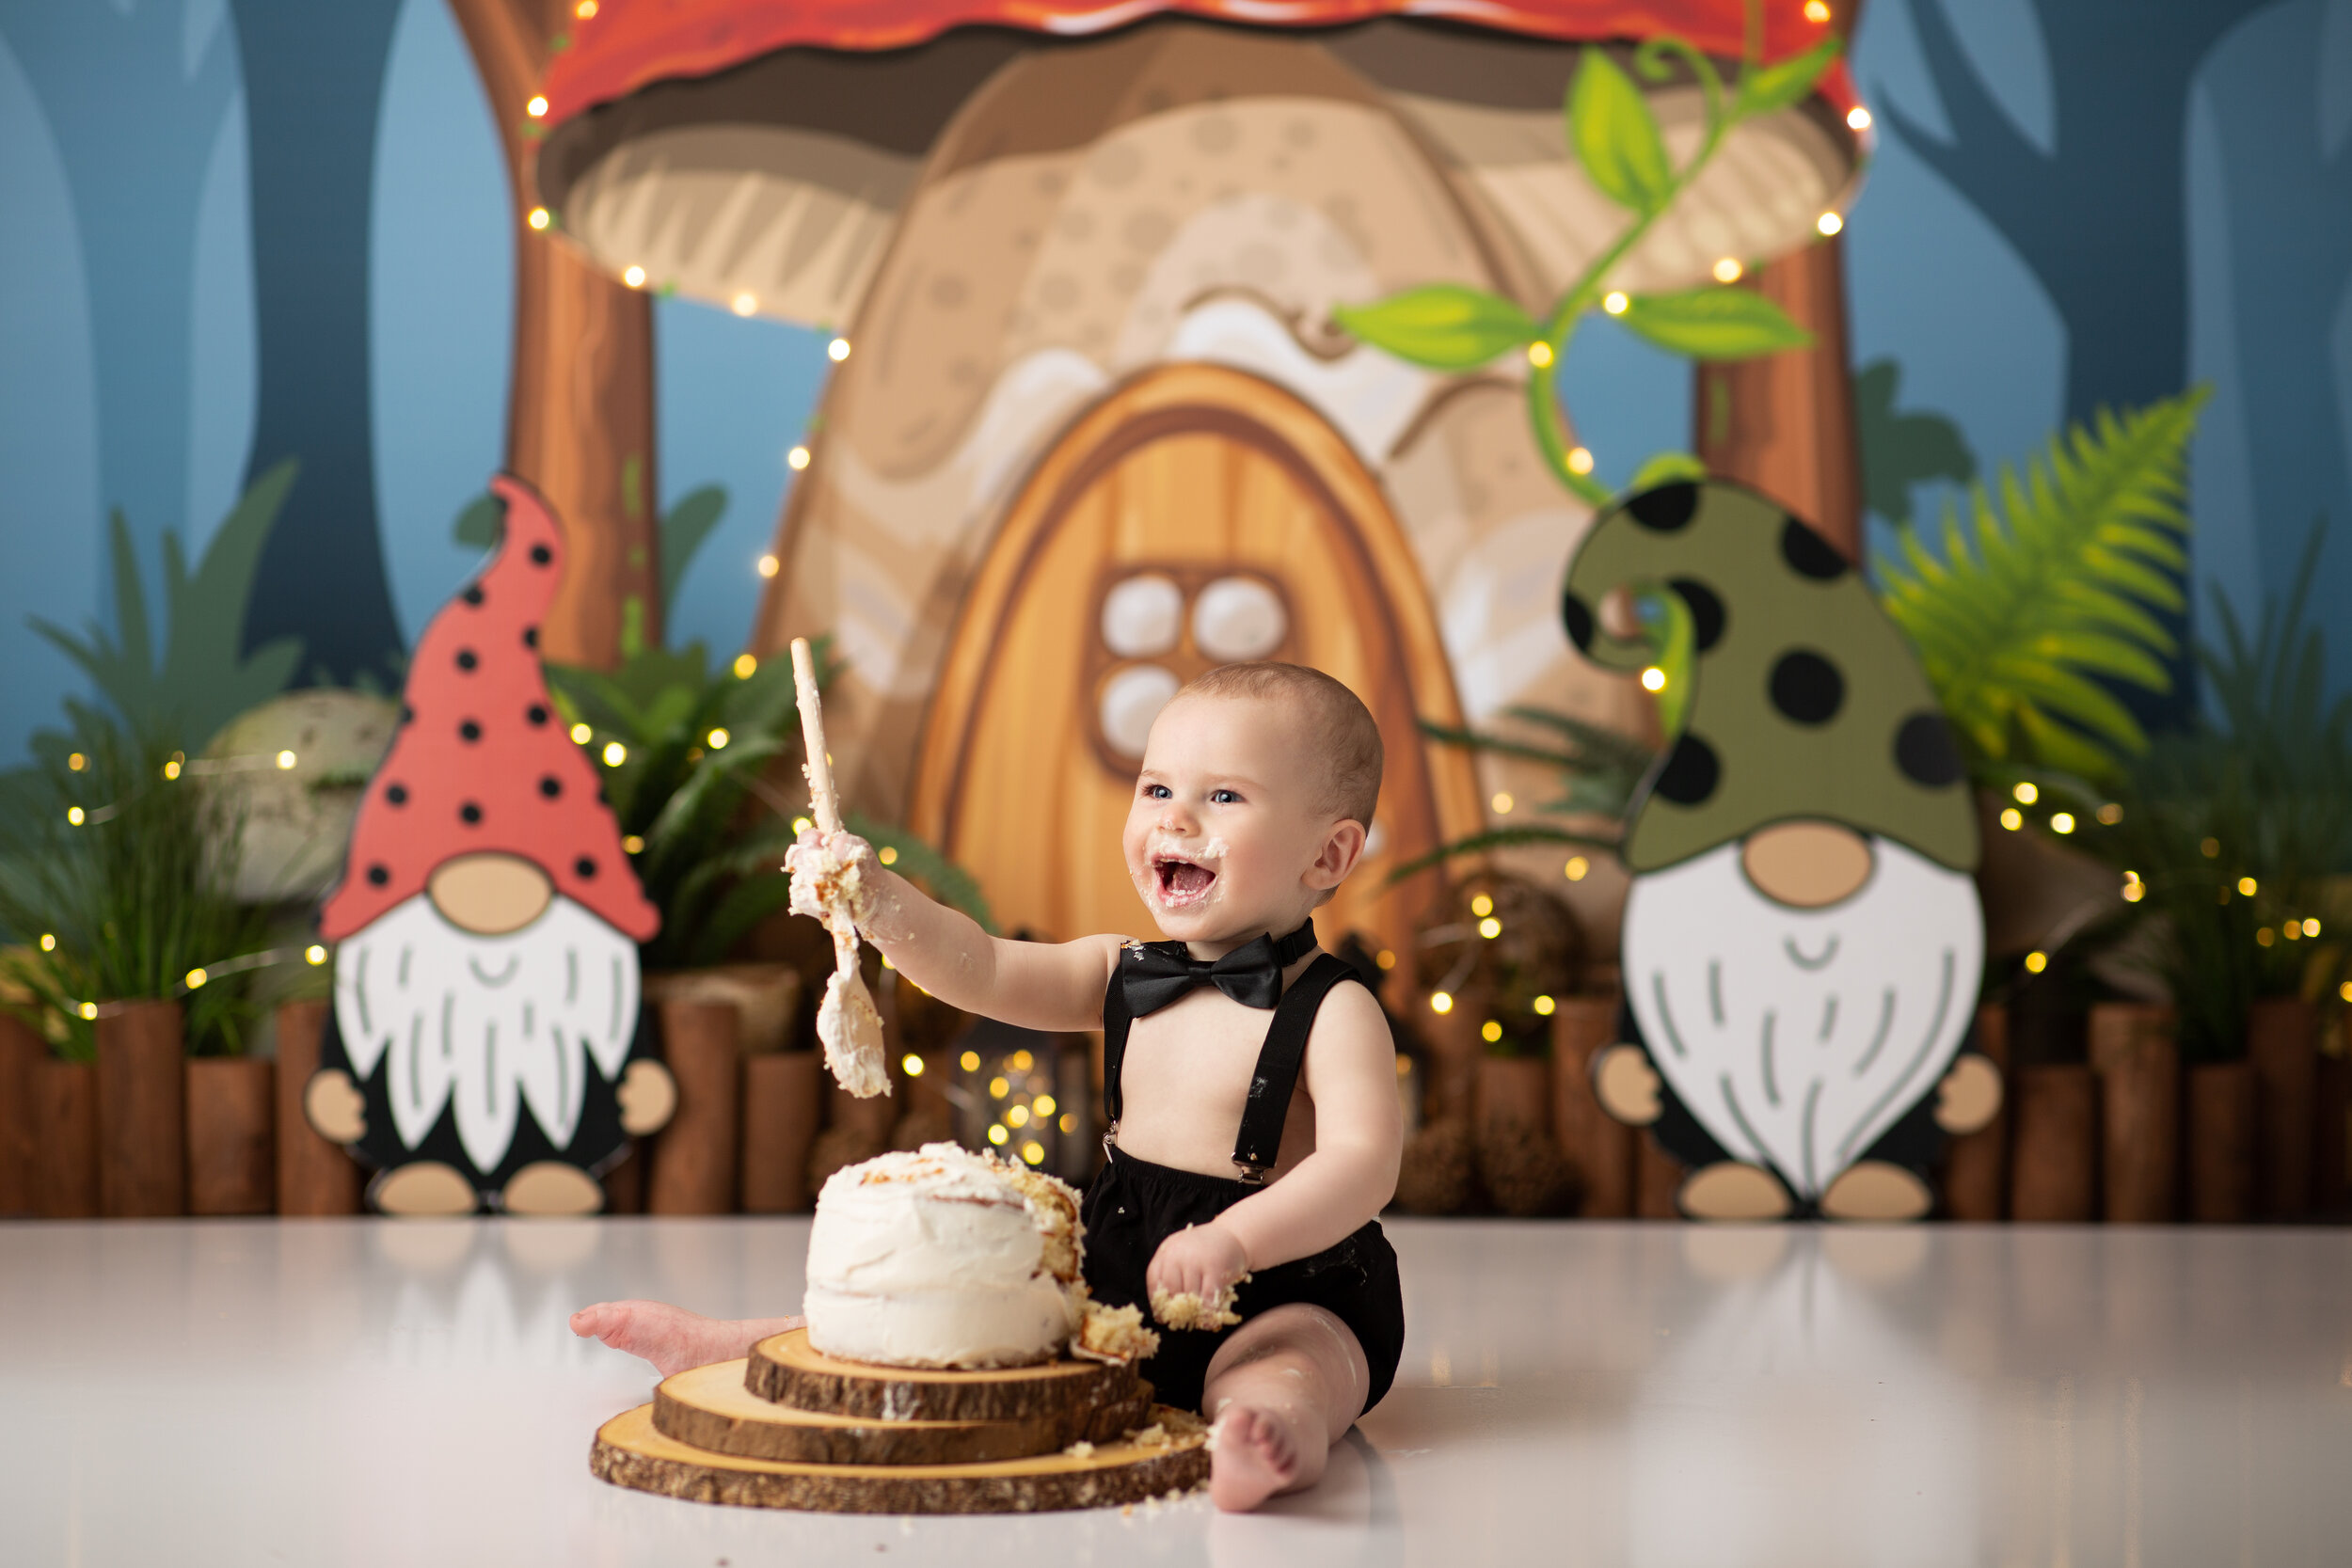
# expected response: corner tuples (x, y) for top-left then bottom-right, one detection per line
(318, 475), (660, 944)
(542, 1), (1858, 129)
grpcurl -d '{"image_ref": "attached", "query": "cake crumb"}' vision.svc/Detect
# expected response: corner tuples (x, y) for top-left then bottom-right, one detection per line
(1062, 1440), (1096, 1459)
(1149, 1278), (1247, 1331)
(1074, 1300), (1161, 1363)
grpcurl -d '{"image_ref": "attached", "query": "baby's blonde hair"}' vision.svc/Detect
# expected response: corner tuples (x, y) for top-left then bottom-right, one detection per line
(1176, 662), (1382, 828)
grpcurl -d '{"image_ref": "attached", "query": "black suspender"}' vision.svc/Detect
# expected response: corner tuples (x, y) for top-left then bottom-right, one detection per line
(1100, 949), (1360, 1185)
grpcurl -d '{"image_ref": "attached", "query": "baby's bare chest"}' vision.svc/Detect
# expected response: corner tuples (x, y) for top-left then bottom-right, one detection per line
(1119, 990), (1299, 1132)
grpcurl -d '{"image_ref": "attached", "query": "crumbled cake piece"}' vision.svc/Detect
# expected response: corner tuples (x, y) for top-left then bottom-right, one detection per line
(999, 1162), (1085, 1285)
(1062, 1440), (1096, 1459)
(1073, 1300), (1161, 1363)
(1148, 1277), (1248, 1331)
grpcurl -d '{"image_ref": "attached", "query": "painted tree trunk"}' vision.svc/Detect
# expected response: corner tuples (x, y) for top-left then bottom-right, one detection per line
(1692, 237), (1863, 559)
(648, 1000), (741, 1215)
(2186, 1062), (2257, 1223)
(39, 1061), (99, 1219)
(1942, 1003), (2010, 1222)
(1549, 997), (1634, 1219)
(272, 1002), (361, 1217)
(2246, 997), (2316, 1220)
(741, 1051), (824, 1213)
(186, 1056), (276, 1216)
(97, 1002), (185, 1217)
(2010, 1065), (2097, 1224)
(2088, 1003), (2179, 1224)
(447, 0), (660, 670)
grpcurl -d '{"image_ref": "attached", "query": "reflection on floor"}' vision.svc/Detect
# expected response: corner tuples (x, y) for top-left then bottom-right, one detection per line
(3, 1217), (2347, 1566)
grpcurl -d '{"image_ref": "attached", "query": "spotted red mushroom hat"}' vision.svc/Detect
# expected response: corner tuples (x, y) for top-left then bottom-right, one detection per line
(318, 475), (660, 942)
(1562, 479), (1979, 876)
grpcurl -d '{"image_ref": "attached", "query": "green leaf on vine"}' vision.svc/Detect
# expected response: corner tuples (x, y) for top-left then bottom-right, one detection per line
(1618, 287), (1813, 359)
(1733, 36), (1842, 119)
(1567, 50), (1675, 214)
(1333, 286), (1537, 371)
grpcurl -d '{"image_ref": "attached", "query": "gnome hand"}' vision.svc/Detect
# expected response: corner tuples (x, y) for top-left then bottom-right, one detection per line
(305, 1069), (367, 1144)
(1932, 1053), (2003, 1134)
(617, 1059), (678, 1135)
(787, 828), (879, 929)
(1592, 1045), (1664, 1127)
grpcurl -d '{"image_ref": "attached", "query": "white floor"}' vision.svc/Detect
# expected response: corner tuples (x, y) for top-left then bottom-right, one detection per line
(3, 1217), (2349, 1567)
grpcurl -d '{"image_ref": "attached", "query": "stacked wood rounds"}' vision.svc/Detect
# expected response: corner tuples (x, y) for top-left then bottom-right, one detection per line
(591, 1328), (1207, 1513)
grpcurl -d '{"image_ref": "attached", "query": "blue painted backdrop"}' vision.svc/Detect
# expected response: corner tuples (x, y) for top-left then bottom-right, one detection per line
(2, 0), (2348, 762)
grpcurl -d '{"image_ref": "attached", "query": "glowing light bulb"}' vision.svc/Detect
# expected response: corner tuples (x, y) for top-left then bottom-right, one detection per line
(276, 750), (297, 769)
(2050, 812), (2075, 835)
(526, 95), (548, 119)
(40, 933), (56, 952)
(2304, 918), (2321, 936)
(185, 968), (208, 990)
(1470, 894), (1495, 917)
(988, 1125), (1009, 1146)
(622, 835), (644, 854)
(1817, 212), (1845, 236)
(2097, 802), (2122, 825)
(1478, 916), (1502, 940)
(162, 759), (182, 781)
(1566, 446), (1596, 475)
(68, 752), (87, 771)
(1491, 792), (1514, 815)
(990, 1077), (1009, 1099)
(961, 1050), (980, 1072)
(1429, 990), (1454, 1015)
(2238, 877), (2258, 896)
(707, 727), (730, 750)
(1375, 949), (1397, 970)
(1022, 1142), (1045, 1165)
(1007, 1105), (1029, 1128)
(733, 653), (757, 678)
(1035, 1094), (1057, 1117)
(2024, 951), (2047, 974)
(1848, 106), (1873, 132)
(66, 806), (84, 826)
(787, 446), (811, 471)
(1011, 1050), (1034, 1072)
(792, 816), (813, 835)
(622, 264), (646, 289)
(758, 553), (781, 578)
(878, 846), (898, 866)
(1534, 995), (1556, 1016)
(576, 0), (597, 17)
(1480, 1020), (1503, 1043)
(79, 1003), (97, 1021)
(1602, 291), (1629, 314)
(1804, 1), (1832, 23)
(1059, 1114), (1076, 1133)
(2258, 927), (2276, 947)
(1999, 808), (2023, 831)
(528, 207), (550, 231)
(2201, 837), (2220, 858)
(731, 293), (757, 317)
(602, 741), (627, 767)
(306, 944), (327, 965)
(2013, 782), (2039, 805)
(1527, 341), (1554, 369)
(1712, 257), (1743, 283)
(828, 338), (851, 362)
(1641, 666), (1667, 692)
(569, 723), (592, 744)
(1565, 856), (1589, 881)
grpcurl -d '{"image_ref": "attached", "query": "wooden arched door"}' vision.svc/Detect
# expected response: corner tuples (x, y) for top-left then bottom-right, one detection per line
(910, 364), (1482, 965)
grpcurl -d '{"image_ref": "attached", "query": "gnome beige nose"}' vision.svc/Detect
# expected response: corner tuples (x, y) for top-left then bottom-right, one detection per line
(427, 852), (554, 935)
(1740, 820), (1874, 909)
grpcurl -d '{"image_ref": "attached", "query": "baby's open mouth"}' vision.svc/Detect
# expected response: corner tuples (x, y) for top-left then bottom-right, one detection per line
(1154, 856), (1216, 904)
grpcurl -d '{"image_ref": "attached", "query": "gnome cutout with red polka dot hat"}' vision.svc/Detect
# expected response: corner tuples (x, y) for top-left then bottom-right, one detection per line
(1565, 480), (2002, 1224)
(304, 475), (675, 1216)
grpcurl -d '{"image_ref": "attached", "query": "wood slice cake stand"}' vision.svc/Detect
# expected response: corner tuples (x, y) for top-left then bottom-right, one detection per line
(592, 1330), (1207, 1513)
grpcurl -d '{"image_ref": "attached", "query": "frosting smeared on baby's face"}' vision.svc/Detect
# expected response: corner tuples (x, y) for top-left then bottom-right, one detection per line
(1120, 693), (1364, 957)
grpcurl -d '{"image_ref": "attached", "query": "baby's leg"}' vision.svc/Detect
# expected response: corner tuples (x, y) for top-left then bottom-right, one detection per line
(569, 1301), (803, 1377)
(1199, 1303), (1369, 1513)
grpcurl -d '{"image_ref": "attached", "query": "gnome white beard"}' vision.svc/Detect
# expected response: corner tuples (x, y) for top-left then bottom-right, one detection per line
(333, 893), (641, 1174)
(1621, 836), (1983, 1200)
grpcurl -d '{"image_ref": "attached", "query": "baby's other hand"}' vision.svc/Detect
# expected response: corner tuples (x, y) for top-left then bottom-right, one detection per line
(1146, 1222), (1249, 1305)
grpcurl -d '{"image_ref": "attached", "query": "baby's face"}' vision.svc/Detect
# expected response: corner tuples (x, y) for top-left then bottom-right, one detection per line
(1120, 693), (1361, 952)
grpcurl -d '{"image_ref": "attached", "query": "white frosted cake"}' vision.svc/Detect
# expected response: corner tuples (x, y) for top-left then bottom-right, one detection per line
(803, 1143), (1087, 1369)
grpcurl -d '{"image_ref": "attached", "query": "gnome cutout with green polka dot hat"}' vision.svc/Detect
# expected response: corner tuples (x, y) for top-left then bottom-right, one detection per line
(1565, 480), (2001, 1223)
(303, 474), (676, 1218)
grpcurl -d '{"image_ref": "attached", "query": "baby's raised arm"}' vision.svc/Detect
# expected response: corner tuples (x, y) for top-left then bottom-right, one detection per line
(794, 830), (1119, 1034)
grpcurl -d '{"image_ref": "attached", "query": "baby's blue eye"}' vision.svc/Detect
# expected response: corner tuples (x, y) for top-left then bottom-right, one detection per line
(1144, 784), (1170, 800)
(1211, 789), (1240, 804)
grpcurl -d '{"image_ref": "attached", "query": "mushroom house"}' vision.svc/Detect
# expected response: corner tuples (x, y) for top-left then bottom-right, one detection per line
(534, 0), (1865, 958)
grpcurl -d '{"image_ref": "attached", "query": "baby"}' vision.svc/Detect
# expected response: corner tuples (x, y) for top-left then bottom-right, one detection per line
(573, 660), (1406, 1512)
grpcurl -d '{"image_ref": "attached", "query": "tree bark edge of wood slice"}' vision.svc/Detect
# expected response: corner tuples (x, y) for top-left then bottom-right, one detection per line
(747, 1328), (1143, 1423)
(593, 1402), (1208, 1514)
(654, 1360), (1149, 1465)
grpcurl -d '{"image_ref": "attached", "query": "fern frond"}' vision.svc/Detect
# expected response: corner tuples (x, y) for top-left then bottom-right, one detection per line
(1873, 387), (2206, 781)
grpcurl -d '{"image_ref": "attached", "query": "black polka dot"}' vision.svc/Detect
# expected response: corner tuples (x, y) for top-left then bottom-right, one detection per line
(1769, 648), (1845, 724)
(1628, 482), (1699, 532)
(1561, 591), (1595, 652)
(574, 856), (597, 879)
(1653, 733), (1721, 805)
(459, 801), (483, 825)
(529, 544), (552, 566)
(1780, 517), (1849, 580)
(400, 705), (414, 725)
(526, 704), (548, 726)
(1895, 711), (1964, 787)
(365, 863), (390, 887)
(459, 720), (482, 743)
(455, 648), (479, 672)
(462, 585), (484, 607)
(521, 626), (538, 649)
(385, 784), (408, 806)
(1670, 578), (1726, 652)
(538, 776), (562, 800)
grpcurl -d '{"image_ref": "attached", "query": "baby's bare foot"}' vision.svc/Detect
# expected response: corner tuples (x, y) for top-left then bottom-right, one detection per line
(569, 1300), (801, 1377)
(1209, 1404), (1300, 1513)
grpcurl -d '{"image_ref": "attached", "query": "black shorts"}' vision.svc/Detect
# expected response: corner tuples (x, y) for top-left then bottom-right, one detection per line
(1079, 1145), (1406, 1417)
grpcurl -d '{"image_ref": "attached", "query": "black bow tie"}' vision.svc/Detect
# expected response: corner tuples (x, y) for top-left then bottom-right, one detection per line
(1120, 922), (1319, 1016)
